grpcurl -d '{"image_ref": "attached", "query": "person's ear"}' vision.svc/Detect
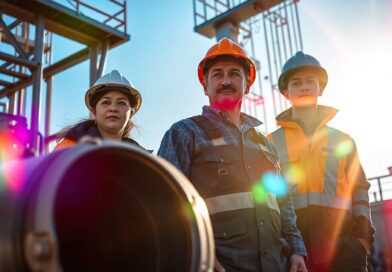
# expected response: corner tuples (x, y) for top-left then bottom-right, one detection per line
(244, 82), (250, 94)
(318, 80), (323, 96)
(203, 82), (208, 95)
(91, 108), (96, 116)
(283, 90), (290, 99)
(130, 108), (136, 118)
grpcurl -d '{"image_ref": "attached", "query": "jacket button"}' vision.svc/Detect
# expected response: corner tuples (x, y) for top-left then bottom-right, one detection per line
(261, 250), (267, 256)
(247, 165), (251, 169)
(222, 232), (227, 237)
(259, 221), (264, 227)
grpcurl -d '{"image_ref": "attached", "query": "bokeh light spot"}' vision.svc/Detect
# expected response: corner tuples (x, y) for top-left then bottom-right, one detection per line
(262, 172), (289, 197)
(252, 183), (268, 204)
(335, 140), (354, 158)
(283, 165), (305, 185)
(252, 172), (289, 203)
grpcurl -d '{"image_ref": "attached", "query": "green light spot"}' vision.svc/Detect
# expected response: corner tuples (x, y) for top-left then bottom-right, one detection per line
(335, 140), (354, 158)
(252, 183), (268, 204)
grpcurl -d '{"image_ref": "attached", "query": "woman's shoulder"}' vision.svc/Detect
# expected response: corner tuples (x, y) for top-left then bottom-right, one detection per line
(122, 138), (153, 153)
(54, 138), (77, 151)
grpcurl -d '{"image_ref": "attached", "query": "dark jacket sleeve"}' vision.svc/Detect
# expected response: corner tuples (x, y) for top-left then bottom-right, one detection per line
(346, 138), (375, 243)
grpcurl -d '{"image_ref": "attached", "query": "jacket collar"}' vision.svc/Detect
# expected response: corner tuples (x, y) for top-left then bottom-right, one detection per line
(276, 105), (338, 129)
(202, 105), (263, 129)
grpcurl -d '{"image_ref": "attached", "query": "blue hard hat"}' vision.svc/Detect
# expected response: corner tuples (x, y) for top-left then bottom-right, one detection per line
(278, 51), (328, 94)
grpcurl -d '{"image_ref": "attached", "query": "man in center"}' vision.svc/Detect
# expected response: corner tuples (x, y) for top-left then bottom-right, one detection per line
(158, 38), (307, 272)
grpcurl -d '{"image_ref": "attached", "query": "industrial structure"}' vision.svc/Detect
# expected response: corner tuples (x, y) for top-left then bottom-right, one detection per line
(0, 0), (391, 270)
(0, 0), (129, 154)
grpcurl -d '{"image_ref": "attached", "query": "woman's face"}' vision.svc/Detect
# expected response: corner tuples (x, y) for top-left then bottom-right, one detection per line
(92, 91), (132, 138)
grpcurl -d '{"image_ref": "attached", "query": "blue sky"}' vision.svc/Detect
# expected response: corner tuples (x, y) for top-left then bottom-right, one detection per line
(3, 0), (391, 180)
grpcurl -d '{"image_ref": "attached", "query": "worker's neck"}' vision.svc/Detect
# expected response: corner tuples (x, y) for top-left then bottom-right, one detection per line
(222, 108), (242, 130)
(98, 127), (123, 141)
(292, 105), (318, 125)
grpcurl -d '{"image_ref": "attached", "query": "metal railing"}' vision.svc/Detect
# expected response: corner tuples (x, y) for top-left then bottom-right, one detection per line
(55, 0), (127, 33)
(369, 173), (392, 202)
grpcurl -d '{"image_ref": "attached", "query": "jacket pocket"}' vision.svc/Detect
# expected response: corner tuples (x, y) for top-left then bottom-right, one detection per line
(201, 147), (242, 192)
(212, 215), (248, 245)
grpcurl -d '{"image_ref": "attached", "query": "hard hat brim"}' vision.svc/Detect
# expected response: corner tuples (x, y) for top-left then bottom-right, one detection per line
(278, 65), (328, 94)
(85, 83), (142, 113)
(198, 54), (256, 87)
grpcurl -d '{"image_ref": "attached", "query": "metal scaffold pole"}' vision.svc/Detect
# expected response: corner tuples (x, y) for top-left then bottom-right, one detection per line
(31, 14), (45, 153)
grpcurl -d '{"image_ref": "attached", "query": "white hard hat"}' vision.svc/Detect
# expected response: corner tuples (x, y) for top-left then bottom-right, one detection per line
(85, 70), (142, 113)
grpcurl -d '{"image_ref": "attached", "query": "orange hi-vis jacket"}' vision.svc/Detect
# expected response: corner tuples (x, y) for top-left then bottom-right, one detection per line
(54, 139), (77, 150)
(268, 105), (374, 264)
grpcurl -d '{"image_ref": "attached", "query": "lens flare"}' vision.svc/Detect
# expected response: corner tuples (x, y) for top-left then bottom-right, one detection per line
(252, 172), (289, 204)
(282, 165), (305, 185)
(262, 172), (289, 197)
(0, 160), (26, 193)
(0, 132), (26, 163)
(335, 140), (354, 158)
(252, 183), (268, 204)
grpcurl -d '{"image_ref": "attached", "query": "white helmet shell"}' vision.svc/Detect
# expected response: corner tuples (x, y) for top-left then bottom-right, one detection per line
(85, 70), (142, 113)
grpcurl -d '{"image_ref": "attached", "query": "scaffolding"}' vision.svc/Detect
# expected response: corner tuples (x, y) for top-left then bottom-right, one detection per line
(193, 0), (302, 132)
(0, 0), (129, 155)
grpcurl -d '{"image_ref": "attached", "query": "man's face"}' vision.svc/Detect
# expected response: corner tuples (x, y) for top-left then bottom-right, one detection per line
(284, 70), (321, 108)
(203, 60), (248, 110)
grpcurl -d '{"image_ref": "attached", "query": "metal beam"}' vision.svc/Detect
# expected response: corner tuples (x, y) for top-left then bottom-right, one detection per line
(7, 19), (22, 30)
(0, 47), (90, 98)
(0, 2), (36, 25)
(97, 40), (109, 78)
(0, 102), (7, 112)
(0, 77), (33, 99)
(0, 67), (30, 79)
(44, 76), (52, 153)
(90, 44), (98, 86)
(44, 47), (89, 78)
(7, 92), (15, 115)
(30, 14), (45, 153)
(0, 52), (36, 69)
(2, 0), (129, 46)
(0, 18), (29, 59)
(43, 18), (100, 45)
(0, 79), (12, 87)
(17, 81), (26, 116)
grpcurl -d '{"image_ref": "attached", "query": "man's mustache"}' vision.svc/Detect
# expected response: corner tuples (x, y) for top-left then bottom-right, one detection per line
(217, 84), (236, 92)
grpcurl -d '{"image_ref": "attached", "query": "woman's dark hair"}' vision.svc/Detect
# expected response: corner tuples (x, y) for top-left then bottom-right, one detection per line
(57, 118), (134, 143)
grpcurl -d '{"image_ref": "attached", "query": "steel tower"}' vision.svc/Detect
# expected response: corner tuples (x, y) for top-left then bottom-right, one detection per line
(0, 0), (129, 154)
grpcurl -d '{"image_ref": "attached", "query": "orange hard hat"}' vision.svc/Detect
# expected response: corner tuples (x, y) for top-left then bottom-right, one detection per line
(198, 38), (256, 88)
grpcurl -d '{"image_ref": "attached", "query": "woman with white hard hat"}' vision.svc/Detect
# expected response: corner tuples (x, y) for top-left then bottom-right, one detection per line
(55, 70), (146, 150)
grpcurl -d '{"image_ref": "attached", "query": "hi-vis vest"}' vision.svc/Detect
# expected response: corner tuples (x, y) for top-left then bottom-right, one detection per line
(268, 117), (370, 221)
(189, 115), (291, 272)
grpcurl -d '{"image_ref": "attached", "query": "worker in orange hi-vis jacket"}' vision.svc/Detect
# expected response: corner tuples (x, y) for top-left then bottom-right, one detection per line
(55, 70), (148, 152)
(268, 51), (375, 272)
